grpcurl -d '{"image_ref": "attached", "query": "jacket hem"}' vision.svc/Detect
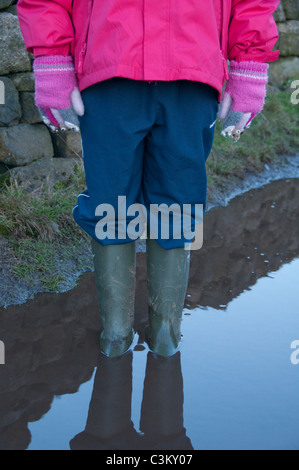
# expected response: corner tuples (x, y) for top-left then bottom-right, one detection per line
(231, 50), (280, 64)
(32, 45), (71, 57)
(77, 63), (224, 100)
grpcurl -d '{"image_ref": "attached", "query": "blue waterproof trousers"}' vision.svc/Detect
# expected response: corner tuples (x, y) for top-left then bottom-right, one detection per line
(73, 78), (218, 250)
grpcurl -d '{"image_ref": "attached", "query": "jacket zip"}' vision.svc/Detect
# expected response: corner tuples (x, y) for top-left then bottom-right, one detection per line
(220, 0), (229, 81)
(78, 0), (94, 74)
(78, 0), (228, 80)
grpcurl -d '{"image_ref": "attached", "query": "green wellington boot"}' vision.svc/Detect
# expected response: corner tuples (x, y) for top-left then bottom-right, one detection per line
(145, 239), (191, 357)
(91, 238), (136, 358)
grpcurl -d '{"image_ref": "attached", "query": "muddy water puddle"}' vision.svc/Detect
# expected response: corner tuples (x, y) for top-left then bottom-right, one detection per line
(0, 178), (299, 450)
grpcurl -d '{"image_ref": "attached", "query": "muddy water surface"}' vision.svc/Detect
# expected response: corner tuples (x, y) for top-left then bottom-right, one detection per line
(0, 178), (298, 450)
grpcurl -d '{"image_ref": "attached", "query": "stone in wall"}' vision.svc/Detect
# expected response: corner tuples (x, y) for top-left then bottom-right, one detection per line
(51, 131), (83, 159)
(269, 1), (299, 87)
(0, 0), (15, 9)
(2, 4), (17, 15)
(19, 92), (43, 124)
(9, 157), (83, 191)
(282, 0), (299, 20)
(0, 76), (21, 126)
(269, 57), (299, 87)
(274, 2), (286, 22)
(10, 73), (35, 92)
(0, 124), (54, 166)
(278, 20), (299, 56)
(0, 13), (31, 75)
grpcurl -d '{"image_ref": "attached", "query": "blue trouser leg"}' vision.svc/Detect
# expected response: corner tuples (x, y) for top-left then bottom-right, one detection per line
(141, 80), (218, 249)
(73, 78), (153, 245)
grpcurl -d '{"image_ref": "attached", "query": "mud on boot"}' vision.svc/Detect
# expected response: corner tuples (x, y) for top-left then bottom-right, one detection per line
(145, 239), (191, 357)
(91, 238), (136, 358)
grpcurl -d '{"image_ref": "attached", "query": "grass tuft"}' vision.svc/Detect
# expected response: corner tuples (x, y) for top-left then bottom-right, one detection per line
(0, 164), (91, 292)
(207, 90), (299, 192)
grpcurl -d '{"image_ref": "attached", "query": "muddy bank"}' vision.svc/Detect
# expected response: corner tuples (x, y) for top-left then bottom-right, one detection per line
(206, 153), (299, 209)
(0, 153), (299, 309)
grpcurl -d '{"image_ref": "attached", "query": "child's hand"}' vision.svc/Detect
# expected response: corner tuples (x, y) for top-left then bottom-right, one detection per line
(218, 60), (269, 142)
(33, 55), (84, 132)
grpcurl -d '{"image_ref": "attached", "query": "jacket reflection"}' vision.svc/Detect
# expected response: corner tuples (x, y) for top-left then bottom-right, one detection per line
(70, 351), (193, 450)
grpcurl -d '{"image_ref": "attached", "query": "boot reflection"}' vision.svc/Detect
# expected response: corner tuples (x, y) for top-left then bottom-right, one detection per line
(140, 351), (193, 450)
(70, 351), (140, 450)
(70, 350), (192, 450)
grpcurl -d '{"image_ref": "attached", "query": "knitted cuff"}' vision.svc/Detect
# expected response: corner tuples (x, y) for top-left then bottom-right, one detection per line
(225, 60), (269, 114)
(228, 60), (269, 83)
(33, 55), (75, 73)
(33, 55), (77, 110)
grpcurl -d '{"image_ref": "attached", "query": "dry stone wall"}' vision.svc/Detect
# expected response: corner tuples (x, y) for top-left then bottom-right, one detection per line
(0, 1), (298, 189)
(271, 0), (299, 86)
(0, 1), (82, 190)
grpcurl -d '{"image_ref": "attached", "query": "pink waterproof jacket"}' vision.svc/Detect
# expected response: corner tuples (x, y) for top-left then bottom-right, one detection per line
(17, 0), (279, 96)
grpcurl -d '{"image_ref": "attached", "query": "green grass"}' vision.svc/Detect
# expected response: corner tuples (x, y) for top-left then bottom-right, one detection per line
(0, 163), (91, 291)
(12, 240), (66, 291)
(0, 163), (85, 239)
(0, 90), (298, 291)
(207, 90), (299, 192)
(11, 238), (91, 291)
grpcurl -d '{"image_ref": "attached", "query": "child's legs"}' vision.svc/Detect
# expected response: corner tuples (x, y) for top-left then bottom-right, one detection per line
(73, 78), (155, 245)
(73, 79), (218, 248)
(142, 80), (219, 250)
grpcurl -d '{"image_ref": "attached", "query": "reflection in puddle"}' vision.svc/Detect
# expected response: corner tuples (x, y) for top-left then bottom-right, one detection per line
(0, 178), (298, 450)
(182, 258), (299, 450)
